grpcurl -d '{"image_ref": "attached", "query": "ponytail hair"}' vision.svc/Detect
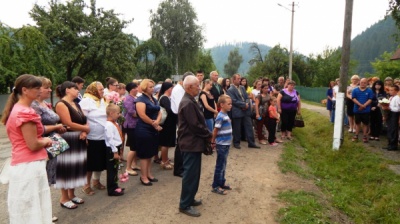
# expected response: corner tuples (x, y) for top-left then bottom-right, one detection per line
(1, 74), (42, 125)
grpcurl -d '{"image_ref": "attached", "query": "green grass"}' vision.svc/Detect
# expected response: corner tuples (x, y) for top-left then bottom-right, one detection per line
(301, 99), (325, 107)
(278, 190), (329, 224)
(278, 109), (400, 223)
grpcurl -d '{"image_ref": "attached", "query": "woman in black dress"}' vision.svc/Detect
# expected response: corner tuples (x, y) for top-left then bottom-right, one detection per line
(158, 82), (176, 170)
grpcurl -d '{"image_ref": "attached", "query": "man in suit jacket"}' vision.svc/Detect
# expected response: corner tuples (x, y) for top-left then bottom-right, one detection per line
(209, 71), (224, 105)
(227, 74), (260, 149)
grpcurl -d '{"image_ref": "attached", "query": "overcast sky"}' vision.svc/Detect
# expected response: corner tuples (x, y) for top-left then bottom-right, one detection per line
(0, 0), (390, 56)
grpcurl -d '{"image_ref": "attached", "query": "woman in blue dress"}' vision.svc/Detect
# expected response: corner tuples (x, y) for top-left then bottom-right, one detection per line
(326, 81), (335, 119)
(135, 79), (162, 186)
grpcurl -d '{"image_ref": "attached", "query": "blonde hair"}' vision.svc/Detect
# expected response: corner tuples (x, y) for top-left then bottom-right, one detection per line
(37, 76), (52, 88)
(218, 94), (231, 106)
(217, 77), (223, 85)
(106, 103), (120, 115)
(139, 79), (155, 92)
(351, 74), (360, 80)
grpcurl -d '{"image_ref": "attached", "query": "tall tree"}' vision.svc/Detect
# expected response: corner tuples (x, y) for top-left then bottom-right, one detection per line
(150, 0), (204, 75)
(224, 48), (243, 76)
(30, 0), (137, 82)
(190, 49), (217, 76)
(371, 51), (400, 80)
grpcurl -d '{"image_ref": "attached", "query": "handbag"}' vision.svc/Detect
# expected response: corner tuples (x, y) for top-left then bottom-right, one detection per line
(46, 132), (70, 159)
(294, 115), (305, 128)
(203, 141), (213, 155)
(158, 95), (168, 125)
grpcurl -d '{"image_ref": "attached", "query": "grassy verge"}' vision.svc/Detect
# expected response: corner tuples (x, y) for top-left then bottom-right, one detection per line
(277, 109), (400, 223)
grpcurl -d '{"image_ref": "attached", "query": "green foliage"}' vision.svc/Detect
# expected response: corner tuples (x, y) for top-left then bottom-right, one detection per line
(30, 0), (137, 83)
(150, 0), (204, 75)
(188, 49), (216, 77)
(371, 51), (400, 80)
(0, 23), (55, 93)
(223, 48), (243, 76)
(279, 109), (400, 223)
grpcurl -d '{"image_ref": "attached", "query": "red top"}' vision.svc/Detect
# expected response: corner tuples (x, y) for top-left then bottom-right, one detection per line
(6, 103), (47, 165)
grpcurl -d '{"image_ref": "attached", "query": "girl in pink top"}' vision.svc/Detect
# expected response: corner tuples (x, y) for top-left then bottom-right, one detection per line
(1, 74), (53, 224)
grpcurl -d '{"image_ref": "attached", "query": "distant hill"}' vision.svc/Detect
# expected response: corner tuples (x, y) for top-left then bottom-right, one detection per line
(208, 17), (400, 77)
(351, 16), (399, 75)
(208, 42), (271, 77)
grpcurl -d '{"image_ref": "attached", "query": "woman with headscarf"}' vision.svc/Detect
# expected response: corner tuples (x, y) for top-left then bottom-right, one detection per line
(79, 81), (108, 195)
(158, 82), (177, 170)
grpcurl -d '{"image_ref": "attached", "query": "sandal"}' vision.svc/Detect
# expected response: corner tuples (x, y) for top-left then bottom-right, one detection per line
(71, 197), (84, 204)
(363, 136), (368, 143)
(161, 161), (173, 170)
(81, 186), (95, 196)
(221, 185), (233, 190)
(211, 187), (227, 195)
(93, 182), (106, 190)
(351, 135), (358, 142)
(375, 137), (380, 141)
(131, 166), (141, 171)
(126, 169), (138, 176)
(60, 201), (78, 209)
(369, 136), (375, 140)
(259, 140), (267, 145)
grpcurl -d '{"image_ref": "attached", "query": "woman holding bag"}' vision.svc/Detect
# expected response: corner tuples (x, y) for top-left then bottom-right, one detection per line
(254, 84), (271, 145)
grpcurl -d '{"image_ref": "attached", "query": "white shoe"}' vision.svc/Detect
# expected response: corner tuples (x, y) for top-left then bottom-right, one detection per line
(348, 128), (352, 133)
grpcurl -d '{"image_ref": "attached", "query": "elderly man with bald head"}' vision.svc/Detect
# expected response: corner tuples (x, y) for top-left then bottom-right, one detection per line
(177, 74), (212, 217)
(351, 78), (373, 143)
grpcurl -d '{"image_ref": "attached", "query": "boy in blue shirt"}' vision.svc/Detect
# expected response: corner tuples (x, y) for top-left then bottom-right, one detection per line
(211, 95), (233, 195)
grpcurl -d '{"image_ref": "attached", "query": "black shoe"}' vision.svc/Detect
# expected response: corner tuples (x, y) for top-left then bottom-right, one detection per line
(140, 177), (153, 186)
(233, 145), (241, 149)
(148, 177), (158, 182)
(191, 199), (202, 206)
(248, 145), (261, 149)
(179, 206), (201, 217)
(108, 190), (124, 196)
(174, 173), (183, 177)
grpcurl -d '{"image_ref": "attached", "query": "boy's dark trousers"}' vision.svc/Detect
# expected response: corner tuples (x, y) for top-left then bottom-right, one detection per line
(387, 111), (399, 150)
(267, 118), (277, 144)
(106, 146), (119, 195)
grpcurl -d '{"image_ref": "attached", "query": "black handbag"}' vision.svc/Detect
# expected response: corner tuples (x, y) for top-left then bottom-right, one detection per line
(294, 115), (305, 128)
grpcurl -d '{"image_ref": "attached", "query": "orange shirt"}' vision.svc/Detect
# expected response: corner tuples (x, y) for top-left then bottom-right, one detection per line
(269, 105), (279, 119)
(6, 103), (47, 165)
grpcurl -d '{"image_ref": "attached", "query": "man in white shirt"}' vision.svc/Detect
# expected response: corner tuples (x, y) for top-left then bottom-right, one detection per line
(171, 72), (195, 177)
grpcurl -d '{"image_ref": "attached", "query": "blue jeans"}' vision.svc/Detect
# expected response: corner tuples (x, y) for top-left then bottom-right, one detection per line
(205, 118), (214, 133)
(212, 145), (230, 188)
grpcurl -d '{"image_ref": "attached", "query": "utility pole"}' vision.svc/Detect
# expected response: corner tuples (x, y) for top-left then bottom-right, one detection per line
(333, 0), (353, 150)
(288, 1), (294, 80)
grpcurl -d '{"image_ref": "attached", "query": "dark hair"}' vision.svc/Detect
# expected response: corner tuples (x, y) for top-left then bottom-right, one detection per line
(106, 77), (118, 88)
(391, 85), (400, 92)
(222, 78), (230, 90)
(371, 80), (385, 94)
(71, 76), (85, 84)
(196, 70), (204, 74)
(1, 74), (42, 125)
(260, 84), (270, 94)
(126, 82), (138, 92)
(56, 81), (78, 98)
(182, 72), (194, 81)
(240, 77), (248, 89)
(159, 82), (173, 97)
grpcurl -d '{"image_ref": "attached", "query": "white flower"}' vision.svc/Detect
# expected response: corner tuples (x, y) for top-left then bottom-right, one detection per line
(379, 98), (390, 104)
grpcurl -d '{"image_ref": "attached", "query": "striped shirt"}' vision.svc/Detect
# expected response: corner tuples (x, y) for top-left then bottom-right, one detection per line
(214, 112), (232, 145)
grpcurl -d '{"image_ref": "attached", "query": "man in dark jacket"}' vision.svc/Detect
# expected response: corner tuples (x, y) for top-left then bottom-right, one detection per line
(227, 74), (260, 149)
(209, 71), (223, 105)
(177, 75), (212, 217)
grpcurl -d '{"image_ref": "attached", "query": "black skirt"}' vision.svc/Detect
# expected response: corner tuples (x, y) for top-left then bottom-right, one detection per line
(87, 139), (107, 171)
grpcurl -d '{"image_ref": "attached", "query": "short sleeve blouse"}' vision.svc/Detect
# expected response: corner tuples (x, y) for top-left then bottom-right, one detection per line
(136, 94), (160, 128)
(6, 103), (48, 165)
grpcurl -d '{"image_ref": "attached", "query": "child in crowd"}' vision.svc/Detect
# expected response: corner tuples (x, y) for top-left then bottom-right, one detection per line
(384, 85), (400, 151)
(211, 95), (233, 195)
(267, 97), (280, 146)
(105, 104), (125, 196)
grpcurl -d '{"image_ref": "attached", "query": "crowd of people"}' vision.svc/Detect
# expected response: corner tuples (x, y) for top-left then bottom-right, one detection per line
(326, 75), (400, 150)
(2, 71), (302, 222)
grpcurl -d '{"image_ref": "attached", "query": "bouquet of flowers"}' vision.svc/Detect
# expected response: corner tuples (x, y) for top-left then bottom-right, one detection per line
(111, 159), (129, 183)
(106, 91), (125, 125)
(378, 98), (390, 122)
